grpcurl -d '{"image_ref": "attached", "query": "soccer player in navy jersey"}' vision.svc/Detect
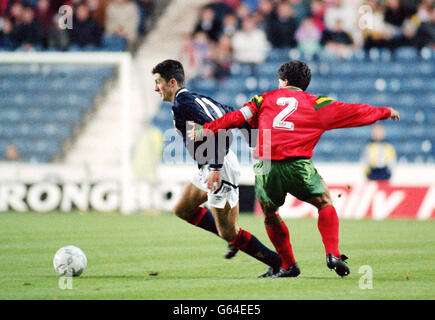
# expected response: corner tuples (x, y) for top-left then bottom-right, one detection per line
(152, 59), (282, 276)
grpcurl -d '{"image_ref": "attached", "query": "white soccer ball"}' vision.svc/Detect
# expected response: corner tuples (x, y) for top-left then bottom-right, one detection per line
(53, 246), (87, 277)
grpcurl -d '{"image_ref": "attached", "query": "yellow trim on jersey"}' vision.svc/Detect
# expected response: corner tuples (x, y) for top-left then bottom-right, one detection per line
(314, 96), (335, 110)
(248, 95), (264, 109)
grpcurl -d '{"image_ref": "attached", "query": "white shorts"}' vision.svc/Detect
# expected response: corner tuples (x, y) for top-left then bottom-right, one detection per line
(190, 150), (240, 209)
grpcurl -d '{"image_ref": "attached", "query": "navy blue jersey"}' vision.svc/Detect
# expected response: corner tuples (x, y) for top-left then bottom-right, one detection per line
(172, 88), (236, 168)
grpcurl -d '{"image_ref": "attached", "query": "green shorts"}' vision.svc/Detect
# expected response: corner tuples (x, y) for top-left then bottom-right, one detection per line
(254, 158), (325, 207)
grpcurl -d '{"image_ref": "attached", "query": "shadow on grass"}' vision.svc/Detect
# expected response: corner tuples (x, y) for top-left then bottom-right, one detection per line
(41, 275), (155, 280)
(43, 273), (353, 281)
(298, 275), (350, 280)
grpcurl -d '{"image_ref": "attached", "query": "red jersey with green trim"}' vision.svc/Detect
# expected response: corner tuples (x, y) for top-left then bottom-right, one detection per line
(202, 86), (392, 160)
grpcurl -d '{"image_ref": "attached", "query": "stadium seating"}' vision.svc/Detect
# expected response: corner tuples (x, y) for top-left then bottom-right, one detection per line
(0, 64), (114, 163)
(153, 47), (435, 164)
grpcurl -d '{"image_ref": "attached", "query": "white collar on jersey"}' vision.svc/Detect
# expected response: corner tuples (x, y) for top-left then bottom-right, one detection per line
(175, 88), (188, 98)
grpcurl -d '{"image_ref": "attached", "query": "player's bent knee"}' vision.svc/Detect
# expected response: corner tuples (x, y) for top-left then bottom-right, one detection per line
(308, 193), (332, 210)
(218, 227), (238, 243)
(260, 202), (279, 218)
(172, 204), (190, 220)
(320, 192), (333, 207)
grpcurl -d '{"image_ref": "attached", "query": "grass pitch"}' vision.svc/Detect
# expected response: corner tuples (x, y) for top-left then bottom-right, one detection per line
(0, 211), (434, 300)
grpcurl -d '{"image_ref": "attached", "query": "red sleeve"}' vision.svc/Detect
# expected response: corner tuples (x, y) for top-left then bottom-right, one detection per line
(317, 101), (392, 130)
(203, 101), (258, 134)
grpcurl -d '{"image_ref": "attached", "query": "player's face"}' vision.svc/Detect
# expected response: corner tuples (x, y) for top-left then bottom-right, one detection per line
(154, 73), (174, 102)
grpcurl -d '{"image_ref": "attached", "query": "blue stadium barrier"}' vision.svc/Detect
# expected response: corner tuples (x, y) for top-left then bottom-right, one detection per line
(266, 48), (290, 62)
(394, 47), (419, 61)
(0, 64), (113, 162)
(102, 36), (128, 52)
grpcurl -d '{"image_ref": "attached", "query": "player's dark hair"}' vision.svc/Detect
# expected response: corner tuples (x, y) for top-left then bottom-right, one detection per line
(152, 59), (185, 86)
(277, 60), (311, 91)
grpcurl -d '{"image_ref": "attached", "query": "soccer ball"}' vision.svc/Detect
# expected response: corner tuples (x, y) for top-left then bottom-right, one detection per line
(53, 246), (87, 277)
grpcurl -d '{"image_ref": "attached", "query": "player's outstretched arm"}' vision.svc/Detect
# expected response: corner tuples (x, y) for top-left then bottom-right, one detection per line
(187, 105), (254, 141)
(317, 100), (398, 130)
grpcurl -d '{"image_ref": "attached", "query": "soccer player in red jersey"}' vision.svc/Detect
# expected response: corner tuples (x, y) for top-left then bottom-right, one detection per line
(188, 60), (400, 277)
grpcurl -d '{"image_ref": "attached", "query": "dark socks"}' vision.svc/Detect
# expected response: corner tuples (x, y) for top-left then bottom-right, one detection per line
(230, 229), (281, 268)
(186, 207), (219, 235)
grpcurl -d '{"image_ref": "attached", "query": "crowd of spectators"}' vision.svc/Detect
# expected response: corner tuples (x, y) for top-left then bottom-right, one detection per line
(0, 0), (154, 52)
(180, 0), (435, 80)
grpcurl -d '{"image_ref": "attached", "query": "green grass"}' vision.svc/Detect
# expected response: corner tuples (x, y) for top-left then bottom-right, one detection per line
(0, 212), (434, 300)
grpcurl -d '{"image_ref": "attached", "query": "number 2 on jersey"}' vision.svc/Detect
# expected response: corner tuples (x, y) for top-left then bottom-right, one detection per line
(272, 97), (298, 130)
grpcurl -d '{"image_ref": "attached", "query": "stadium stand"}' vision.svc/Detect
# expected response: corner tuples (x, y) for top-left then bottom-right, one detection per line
(1, 0), (434, 165)
(0, 63), (114, 162)
(0, 0), (170, 164)
(0, 0), (158, 53)
(152, 0), (435, 164)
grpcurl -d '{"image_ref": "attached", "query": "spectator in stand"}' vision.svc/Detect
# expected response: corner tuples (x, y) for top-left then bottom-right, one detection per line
(210, 33), (233, 78)
(69, 3), (102, 49)
(70, 0), (85, 9)
(48, 13), (70, 51)
(289, 0), (310, 25)
(257, 0), (274, 19)
(105, 0), (140, 49)
(415, 0), (433, 23)
(223, 0), (241, 10)
(85, 0), (99, 17)
(194, 6), (221, 42)
(384, 0), (410, 30)
(361, 124), (397, 181)
(0, 0), (13, 17)
(206, 0), (233, 22)
(324, 0), (356, 31)
(88, 0), (111, 28)
(309, 0), (326, 32)
(362, 0), (395, 51)
(415, 5), (435, 49)
(185, 30), (214, 78)
(383, 0), (418, 48)
(391, 18), (418, 49)
(221, 13), (239, 37)
(11, 5), (43, 50)
(232, 15), (269, 64)
(9, 2), (24, 25)
(295, 16), (322, 56)
(321, 18), (353, 58)
(324, 0), (361, 47)
(192, 30), (212, 60)
(35, 0), (52, 32)
(4, 143), (20, 162)
(255, 0), (274, 30)
(179, 33), (202, 80)
(235, 2), (251, 23)
(266, 1), (298, 48)
(0, 17), (13, 49)
(35, 0), (52, 47)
